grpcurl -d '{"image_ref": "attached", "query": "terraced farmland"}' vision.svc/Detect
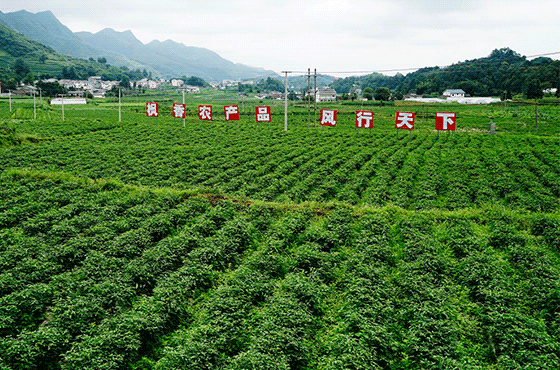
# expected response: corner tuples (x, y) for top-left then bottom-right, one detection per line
(1, 103), (558, 212)
(1, 98), (559, 369)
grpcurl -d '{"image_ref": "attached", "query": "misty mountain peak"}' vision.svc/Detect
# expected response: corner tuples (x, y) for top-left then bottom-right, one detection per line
(0, 8), (276, 81)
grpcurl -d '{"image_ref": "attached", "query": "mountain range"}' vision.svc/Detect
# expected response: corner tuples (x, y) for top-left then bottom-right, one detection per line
(0, 21), (142, 85)
(0, 9), (277, 82)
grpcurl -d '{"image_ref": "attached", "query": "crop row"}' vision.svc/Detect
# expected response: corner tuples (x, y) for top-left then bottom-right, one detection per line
(1, 115), (558, 211)
(1, 173), (559, 369)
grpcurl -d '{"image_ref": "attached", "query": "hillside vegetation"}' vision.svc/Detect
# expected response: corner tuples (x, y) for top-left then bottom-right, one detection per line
(331, 48), (560, 99)
(0, 97), (559, 369)
(0, 24), (147, 90)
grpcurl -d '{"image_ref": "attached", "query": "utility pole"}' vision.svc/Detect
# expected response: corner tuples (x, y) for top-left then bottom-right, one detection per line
(33, 91), (36, 120)
(314, 69), (317, 127)
(307, 68), (311, 127)
(535, 99), (538, 133)
(60, 94), (65, 121)
(117, 88), (121, 122)
(282, 71), (290, 131)
(182, 88), (186, 127)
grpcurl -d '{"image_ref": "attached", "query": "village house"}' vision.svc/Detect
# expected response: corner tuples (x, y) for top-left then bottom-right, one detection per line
(101, 81), (119, 91)
(67, 90), (84, 98)
(316, 88), (337, 102)
(37, 77), (120, 99)
(134, 78), (147, 88)
(186, 85), (200, 93)
(74, 81), (89, 90)
(13, 85), (37, 96)
(132, 78), (161, 89)
(91, 90), (106, 98)
(148, 80), (160, 89)
(442, 89), (466, 98)
(220, 80), (240, 89)
(58, 79), (74, 89)
(171, 79), (184, 87)
(88, 76), (103, 89)
(254, 91), (283, 100)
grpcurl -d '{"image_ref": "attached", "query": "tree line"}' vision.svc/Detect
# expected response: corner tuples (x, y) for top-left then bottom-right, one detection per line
(238, 77), (285, 94)
(0, 56), (152, 93)
(331, 48), (560, 99)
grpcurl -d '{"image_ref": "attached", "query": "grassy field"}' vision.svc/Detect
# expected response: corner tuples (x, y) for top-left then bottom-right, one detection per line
(1, 93), (559, 369)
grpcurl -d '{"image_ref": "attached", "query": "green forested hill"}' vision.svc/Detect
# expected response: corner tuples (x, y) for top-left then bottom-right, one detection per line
(332, 48), (560, 98)
(0, 23), (64, 75)
(0, 10), (153, 75)
(0, 23), (146, 89)
(0, 10), (276, 82)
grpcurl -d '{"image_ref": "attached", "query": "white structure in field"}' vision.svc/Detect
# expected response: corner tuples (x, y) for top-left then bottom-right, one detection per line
(405, 96), (501, 104)
(50, 98), (87, 105)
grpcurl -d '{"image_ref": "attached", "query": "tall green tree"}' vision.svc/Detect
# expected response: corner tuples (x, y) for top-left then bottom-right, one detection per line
(374, 87), (391, 101)
(119, 75), (130, 89)
(524, 78), (543, 100)
(36, 81), (67, 97)
(256, 77), (284, 92)
(13, 58), (30, 80)
(185, 76), (208, 87)
(363, 87), (373, 100)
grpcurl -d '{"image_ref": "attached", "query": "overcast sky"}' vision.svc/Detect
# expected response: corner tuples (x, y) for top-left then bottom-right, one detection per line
(2, 0), (559, 76)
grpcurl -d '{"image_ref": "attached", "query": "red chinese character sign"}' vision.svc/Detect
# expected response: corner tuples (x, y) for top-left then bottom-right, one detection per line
(172, 103), (186, 118)
(146, 102), (159, 117)
(435, 112), (456, 131)
(356, 110), (374, 128)
(255, 106), (271, 122)
(320, 109), (337, 126)
(395, 111), (415, 130)
(224, 105), (240, 121)
(198, 105), (213, 120)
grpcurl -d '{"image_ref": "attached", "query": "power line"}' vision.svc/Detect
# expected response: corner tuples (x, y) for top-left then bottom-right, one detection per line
(278, 51), (560, 76)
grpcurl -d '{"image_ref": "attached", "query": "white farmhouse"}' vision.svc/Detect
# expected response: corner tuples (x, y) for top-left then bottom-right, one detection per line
(88, 76), (102, 89)
(148, 80), (160, 89)
(101, 81), (119, 90)
(171, 79), (184, 87)
(443, 89), (466, 98)
(91, 89), (106, 98)
(136, 78), (148, 88)
(186, 85), (200, 93)
(316, 88), (337, 102)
